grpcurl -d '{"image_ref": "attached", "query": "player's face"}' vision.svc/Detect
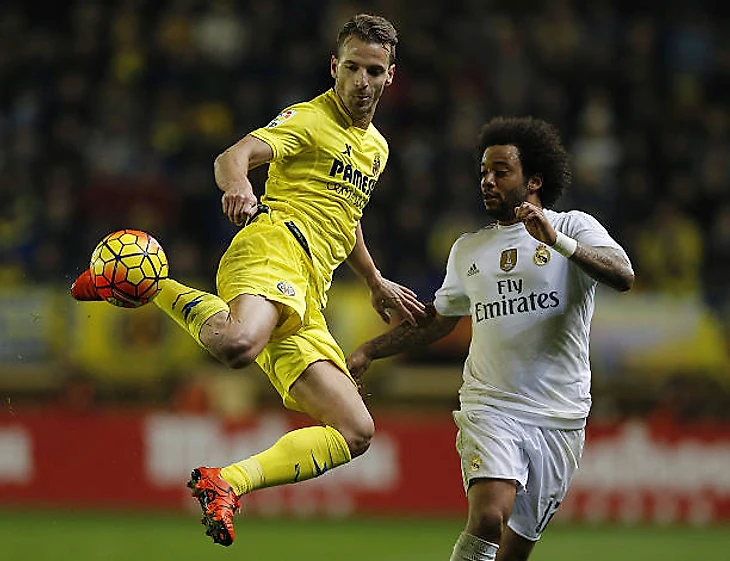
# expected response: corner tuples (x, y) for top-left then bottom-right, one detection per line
(480, 145), (530, 223)
(331, 36), (395, 125)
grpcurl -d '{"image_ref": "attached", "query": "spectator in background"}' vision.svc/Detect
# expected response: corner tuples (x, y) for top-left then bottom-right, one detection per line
(704, 202), (730, 325)
(1, 0), (730, 415)
(634, 200), (703, 297)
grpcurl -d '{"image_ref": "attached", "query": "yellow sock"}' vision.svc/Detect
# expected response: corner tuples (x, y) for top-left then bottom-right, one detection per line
(153, 278), (229, 347)
(220, 426), (352, 495)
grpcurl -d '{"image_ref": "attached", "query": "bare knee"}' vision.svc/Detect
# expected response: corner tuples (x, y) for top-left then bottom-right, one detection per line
(218, 336), (260, 369)
(288, 363), (376, 459)
(201, 320), (263, 369)
(467, 506), (507, 544)
(200, 297), (279, 369)
(337, 414), (375, 458)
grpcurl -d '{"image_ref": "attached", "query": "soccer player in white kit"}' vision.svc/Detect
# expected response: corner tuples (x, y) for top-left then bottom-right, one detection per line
(347, 116), (635, 561)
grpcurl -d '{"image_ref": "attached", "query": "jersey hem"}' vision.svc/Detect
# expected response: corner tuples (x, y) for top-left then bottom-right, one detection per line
(460, 402), (588, 430)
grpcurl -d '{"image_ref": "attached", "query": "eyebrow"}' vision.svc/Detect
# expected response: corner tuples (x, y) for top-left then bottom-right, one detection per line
(343, 59), (387, 71)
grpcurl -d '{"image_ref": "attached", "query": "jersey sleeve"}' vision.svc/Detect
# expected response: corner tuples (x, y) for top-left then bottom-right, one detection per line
(434, 237), (471, 317)
(561, 211), (631, 262)
(248, 103), (319, 160)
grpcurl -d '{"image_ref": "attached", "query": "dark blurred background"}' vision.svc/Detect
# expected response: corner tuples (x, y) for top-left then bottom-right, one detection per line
(2, 0), (729, 416)
(1, 0), (730, 533)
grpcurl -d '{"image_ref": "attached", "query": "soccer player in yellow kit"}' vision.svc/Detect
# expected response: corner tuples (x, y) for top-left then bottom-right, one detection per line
(72, 13), (424, 546)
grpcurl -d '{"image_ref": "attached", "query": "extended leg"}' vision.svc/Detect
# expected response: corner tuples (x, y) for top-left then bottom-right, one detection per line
(190, 361), (372, 546)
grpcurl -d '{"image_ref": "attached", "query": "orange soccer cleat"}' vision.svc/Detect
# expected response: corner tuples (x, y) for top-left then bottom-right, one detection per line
(70, 269), (102, 301)
(187, 467), (241, 547)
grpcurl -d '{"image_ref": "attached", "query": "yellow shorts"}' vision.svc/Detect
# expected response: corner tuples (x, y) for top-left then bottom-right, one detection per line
(217, 213), (311, 341)
(216, 212), (353, 411)
(256, 304), (351, 411)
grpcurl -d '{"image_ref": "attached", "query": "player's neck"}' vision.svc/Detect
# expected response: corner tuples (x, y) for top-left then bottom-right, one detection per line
(352, 115), (373, 129)
(347, 106), (374, 129)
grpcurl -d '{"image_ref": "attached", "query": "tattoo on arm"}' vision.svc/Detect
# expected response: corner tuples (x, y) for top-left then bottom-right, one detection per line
(367, 303), (460, 360)
(571, 245), (635, 292)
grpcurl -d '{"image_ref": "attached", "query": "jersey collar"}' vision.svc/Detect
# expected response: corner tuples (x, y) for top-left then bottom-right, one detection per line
(328, 88), (371, 132)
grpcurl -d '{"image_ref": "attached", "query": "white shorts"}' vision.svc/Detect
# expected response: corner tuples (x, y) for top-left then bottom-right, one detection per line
(454, 408), (585, 541)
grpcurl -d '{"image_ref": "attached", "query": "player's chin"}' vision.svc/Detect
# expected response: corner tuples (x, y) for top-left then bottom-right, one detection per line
(350, 96), (373, 111)
(482, 198), (499, 211)
(483, 202), (511, 222)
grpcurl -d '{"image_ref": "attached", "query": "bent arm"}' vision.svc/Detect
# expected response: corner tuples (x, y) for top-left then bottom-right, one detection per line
(214, 134), (273, 194)
(214, 134), (274, 226)
(571, 245), (635, 292)
(515, 203), (635, 293)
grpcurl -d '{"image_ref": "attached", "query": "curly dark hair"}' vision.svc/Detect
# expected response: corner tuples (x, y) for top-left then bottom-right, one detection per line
(337, 14), (398, 64)
(477, 116), (572, 208)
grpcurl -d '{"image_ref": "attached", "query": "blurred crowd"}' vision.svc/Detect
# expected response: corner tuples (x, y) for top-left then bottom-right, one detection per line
(1, 1), (729, 341)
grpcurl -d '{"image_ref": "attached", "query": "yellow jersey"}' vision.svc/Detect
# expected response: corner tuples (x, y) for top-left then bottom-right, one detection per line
(249, 88), (389, 301)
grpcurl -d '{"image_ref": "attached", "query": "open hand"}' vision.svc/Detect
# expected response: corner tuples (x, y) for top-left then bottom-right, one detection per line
(370, 278), (426, 325)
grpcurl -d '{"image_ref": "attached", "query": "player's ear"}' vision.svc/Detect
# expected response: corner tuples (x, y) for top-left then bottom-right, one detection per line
(384, 64), (395, 87)
(330, 55), (338, 79)
(528, 174), (542, 192)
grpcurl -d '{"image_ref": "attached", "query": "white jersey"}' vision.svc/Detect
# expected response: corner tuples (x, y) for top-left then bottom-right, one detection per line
(434, 209), (630, 429)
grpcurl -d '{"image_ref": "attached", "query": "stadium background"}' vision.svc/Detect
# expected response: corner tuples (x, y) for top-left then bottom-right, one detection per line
(1, 1), (729, 559)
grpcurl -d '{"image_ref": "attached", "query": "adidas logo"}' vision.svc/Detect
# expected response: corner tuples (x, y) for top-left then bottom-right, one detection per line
(467, 263), (479, 277)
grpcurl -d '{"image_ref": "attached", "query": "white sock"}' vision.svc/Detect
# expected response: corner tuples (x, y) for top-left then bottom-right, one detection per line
(449, 532), (500, 561)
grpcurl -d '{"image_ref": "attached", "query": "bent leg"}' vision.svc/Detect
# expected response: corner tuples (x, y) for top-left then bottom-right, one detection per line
(221, 360), (370, 495)
(200, 293), (281, 368)
(153, 278), (230, 345)
(288, 360), (374, 457)
(155, 217), (309, 367)
(154, 276), (282, 368)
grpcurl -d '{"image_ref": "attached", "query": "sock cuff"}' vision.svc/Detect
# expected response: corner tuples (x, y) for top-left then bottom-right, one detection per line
(452, 532), (499, 561)
(154, 278), (228, 347)
(222, 458), (264, 496)
(323, 426), (352, 463)
(187, 297), (229, 345)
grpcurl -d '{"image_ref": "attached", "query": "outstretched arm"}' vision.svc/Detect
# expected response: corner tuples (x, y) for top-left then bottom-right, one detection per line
(346, 303), (461, 380)
(515, 202), (635, 292)
(346, 222), (426, 324)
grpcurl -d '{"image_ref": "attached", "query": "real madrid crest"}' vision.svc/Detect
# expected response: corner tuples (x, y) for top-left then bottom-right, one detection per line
(533, 244), (551, 266)
(470, 455), (481, 471)
(500, 249), (517, 272)
(372, 154), (381, 176)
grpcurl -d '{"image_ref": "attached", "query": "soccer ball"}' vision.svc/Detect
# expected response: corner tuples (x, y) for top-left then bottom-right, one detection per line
(90, 229), (169, 308)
